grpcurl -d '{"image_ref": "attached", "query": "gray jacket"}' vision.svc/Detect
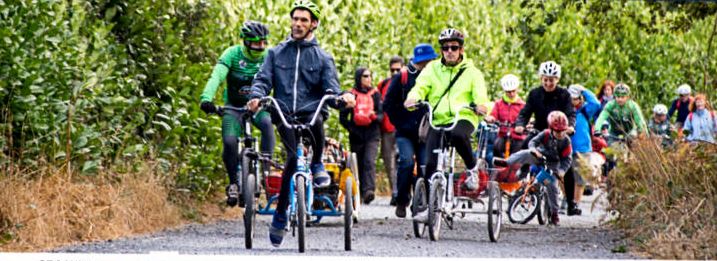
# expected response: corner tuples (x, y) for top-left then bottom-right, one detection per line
(250, 35), (342, 120)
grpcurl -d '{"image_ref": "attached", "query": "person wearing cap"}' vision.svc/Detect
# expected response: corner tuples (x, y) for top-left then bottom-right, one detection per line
(383, 43), (437, 218)
(594, 83), (648, 144)
(246, 0), (356, 247)
(376, 56), (404, 206)
(485, 74), (526, 158)
(563, 84), (600, 216)
(668, 84), (694, 137)
(648, 103), (674, 147)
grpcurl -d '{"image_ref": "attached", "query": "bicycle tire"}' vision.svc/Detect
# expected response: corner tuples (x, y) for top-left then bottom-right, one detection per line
(412, 178), (427, 238)
(296, 175), (306, 253)
(344, 178), (353, 251)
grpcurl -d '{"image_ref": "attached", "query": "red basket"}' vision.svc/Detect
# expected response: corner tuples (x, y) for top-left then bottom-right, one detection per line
(265, 171), (282, 196)
(453, 171), (488, 199)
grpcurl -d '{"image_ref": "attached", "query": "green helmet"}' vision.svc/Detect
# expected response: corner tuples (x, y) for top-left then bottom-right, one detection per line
(614, 83), (631, 97)
(290, 0), (321, 21)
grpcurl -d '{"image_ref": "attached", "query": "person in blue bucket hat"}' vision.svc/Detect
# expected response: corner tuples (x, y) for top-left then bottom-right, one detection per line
(382, 43), (438, 218)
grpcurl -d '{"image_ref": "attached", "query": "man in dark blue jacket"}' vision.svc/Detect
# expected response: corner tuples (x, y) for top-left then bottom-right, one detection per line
(247, 0), (355, 247)
(382, 43), (437, 218)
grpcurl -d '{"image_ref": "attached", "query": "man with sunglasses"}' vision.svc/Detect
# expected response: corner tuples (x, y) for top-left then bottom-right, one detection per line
(376, 56), (404, 206)
(403, 28), (491, 219)
(199, 21), (276, 208)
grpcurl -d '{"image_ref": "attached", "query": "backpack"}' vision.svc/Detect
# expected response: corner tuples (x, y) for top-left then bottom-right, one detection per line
(676, 97), (694, 111)
(350, 88), (378, 126)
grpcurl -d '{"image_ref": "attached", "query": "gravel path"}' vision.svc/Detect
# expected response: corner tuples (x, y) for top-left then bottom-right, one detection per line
(55, 191), (635, 258)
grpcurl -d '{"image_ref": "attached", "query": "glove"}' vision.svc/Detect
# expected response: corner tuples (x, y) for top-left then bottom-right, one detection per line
(200, 101), (216, 114)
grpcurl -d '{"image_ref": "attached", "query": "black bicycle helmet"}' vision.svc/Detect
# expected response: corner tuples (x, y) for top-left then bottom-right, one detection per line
(240, 21), (270, 42)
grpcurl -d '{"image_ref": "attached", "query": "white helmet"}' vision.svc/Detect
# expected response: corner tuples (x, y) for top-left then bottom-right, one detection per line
(500, 74), (520, 91)
(568, 84), (585, 98)
(653, 104), (668, 115)
(538, 61), (561, 78)
(676, 84), (691, 95)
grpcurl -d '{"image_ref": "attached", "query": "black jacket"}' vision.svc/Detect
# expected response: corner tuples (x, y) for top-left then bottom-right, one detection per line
(516, 86), (576, 131)
(382, 63), (427, 140)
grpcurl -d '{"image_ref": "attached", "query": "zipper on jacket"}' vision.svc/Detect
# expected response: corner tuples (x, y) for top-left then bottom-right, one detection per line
(293, 45), (301, 112)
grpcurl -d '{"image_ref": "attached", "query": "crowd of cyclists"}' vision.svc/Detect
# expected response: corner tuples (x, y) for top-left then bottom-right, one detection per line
(198, 0), (717, 247)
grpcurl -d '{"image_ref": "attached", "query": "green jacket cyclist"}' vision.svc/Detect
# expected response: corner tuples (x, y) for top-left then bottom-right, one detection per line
(404, 29), (491, 220)
(594, 83), (648, 144)
(199, 21), (275, 208)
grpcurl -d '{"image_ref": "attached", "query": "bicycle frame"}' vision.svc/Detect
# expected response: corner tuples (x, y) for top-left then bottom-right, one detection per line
(259, 95), (338, 220)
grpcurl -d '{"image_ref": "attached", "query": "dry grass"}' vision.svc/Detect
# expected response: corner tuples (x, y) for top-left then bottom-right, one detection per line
(609, 138), (717, 259)
(0, 162), (217, 252)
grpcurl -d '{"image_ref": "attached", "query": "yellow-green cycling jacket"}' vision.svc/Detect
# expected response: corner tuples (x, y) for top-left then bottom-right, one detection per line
(406, 56), (490, 128)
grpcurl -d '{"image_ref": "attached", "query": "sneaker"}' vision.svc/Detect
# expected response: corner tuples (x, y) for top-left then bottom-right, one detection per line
(269, 212), (288, 247)
(568, 206), (583, 216)
(462, 170), (478, 191)
(363, 191), (375, 205)
(311, 163), (331, 188)
(389, 196), (397, 206)
(395, 204), (407, 218)
(226, 183), (239, 207)
(413, 208), (428, 223)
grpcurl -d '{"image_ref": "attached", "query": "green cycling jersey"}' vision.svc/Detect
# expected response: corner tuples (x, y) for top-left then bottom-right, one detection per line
(594, 99), (648, 136)
(200, 45), (267, 106)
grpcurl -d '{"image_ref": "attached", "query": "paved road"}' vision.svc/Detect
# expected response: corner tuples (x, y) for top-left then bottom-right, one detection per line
(56, 190), (634, 259)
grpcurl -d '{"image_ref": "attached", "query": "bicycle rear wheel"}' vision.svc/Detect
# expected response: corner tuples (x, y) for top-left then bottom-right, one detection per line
(487, 181), (503, 242)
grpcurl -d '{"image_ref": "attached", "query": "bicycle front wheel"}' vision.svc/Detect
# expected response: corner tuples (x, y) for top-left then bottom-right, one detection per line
(428, 179), (444, 241)
(296, 175), (307, 253)
(487, 181), (503, 242)
(412, 178), (428, 238)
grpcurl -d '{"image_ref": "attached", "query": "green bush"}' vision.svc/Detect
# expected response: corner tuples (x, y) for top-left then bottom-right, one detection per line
(1, 0), (716, 199)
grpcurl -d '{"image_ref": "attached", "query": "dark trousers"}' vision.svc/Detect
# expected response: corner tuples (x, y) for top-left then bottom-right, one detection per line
(424, 120), (476, 177)
(350, 133), (380, 195)
(275, 117), (325, 216)
(395, 135), (427, 206)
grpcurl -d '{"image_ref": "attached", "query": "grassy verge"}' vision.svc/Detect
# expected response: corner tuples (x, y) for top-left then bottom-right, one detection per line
(608, 138), (716, 259)
(0, 161), (240, 252)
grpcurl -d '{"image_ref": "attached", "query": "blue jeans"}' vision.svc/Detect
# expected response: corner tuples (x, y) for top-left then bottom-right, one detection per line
(395, 135), (426, 207)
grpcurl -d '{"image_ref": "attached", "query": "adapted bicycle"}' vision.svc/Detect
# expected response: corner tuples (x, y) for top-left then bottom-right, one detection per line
(409, 102), (503, 242)
(258, 95), (356, 252)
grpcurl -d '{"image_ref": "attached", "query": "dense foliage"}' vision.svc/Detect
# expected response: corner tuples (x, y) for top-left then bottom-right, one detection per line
(2, 0), (716, 199)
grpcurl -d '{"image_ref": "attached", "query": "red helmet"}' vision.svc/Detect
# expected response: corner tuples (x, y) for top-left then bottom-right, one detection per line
(547, 111), (569, 131)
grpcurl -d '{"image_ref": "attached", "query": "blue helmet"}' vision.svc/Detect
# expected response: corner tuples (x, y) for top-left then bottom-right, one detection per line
(413, 43), (438, 64)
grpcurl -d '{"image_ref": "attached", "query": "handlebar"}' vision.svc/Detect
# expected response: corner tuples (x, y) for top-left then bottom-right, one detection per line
(409, 101), (476, 132)
(259, 95), (339, 129)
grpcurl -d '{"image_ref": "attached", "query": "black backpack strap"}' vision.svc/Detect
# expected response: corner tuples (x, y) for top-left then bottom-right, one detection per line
(434, 67), (467, 108)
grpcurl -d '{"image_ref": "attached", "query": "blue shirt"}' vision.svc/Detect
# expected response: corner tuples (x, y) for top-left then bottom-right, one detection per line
(570, 90), (600, 153)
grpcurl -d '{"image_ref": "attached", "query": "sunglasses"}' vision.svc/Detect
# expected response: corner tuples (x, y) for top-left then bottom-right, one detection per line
(441, 45), (461, 52)
(362, 74), (371, 78)
(390, 68), (401, 74)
